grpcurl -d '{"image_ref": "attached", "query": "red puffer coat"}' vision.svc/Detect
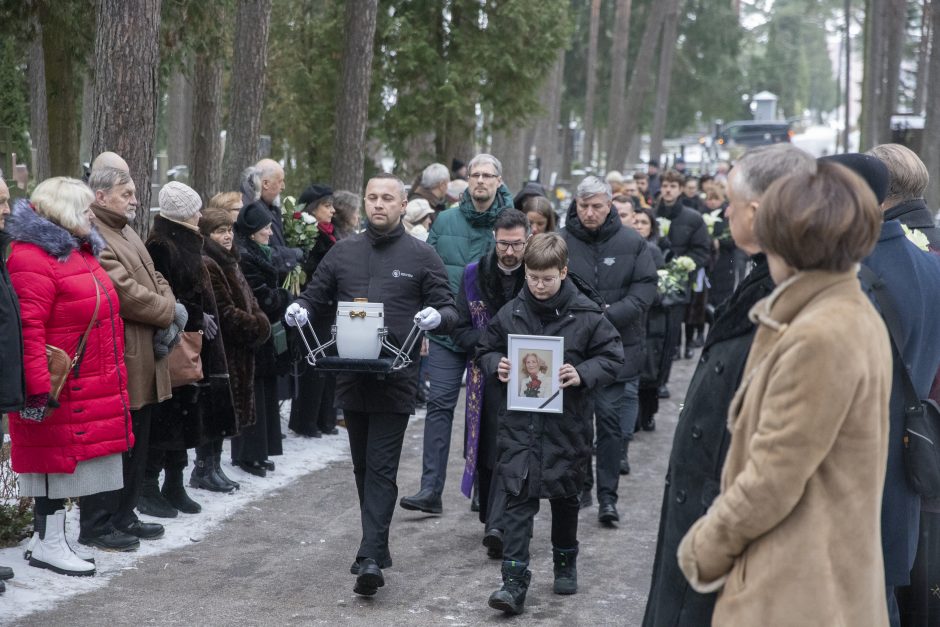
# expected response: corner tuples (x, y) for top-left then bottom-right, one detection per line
(5, 203), (133, 474)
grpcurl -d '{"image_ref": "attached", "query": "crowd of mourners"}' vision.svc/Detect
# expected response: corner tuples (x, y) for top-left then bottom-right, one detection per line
(0, 143), (938, 627)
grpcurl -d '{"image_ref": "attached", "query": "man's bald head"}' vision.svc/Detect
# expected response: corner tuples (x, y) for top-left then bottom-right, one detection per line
(255, 158), (285, 204)
(92, 151), (129, 173)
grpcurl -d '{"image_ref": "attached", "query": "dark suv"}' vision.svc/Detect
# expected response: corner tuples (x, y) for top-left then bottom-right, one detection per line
(715, 121), (792, 149)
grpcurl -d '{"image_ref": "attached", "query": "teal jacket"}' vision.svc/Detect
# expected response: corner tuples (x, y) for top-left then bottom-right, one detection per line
(427, 184), (512, 351)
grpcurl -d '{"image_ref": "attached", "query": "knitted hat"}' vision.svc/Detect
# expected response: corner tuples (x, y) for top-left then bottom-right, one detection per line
(199, 207), (234, 237)
(159, 181), (202, 221)
(405, 198), (434, 226)
(297, 183), (333, 209)
(235, 200), (273, 235)
(818, 153), (889, 204)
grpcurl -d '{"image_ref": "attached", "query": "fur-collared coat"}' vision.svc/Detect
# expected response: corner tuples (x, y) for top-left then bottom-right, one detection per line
(203, 238), (271, 430)
(147, 216), (236, 447)
(677, 270), (892, 626)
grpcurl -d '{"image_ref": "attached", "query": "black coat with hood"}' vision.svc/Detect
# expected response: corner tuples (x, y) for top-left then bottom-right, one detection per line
(561, 200), (658, 380)
(642, 254), (774, 627)
(476, 280), (624, 499)
(0, 230), (25, 413)
(296, 221), (458, 415)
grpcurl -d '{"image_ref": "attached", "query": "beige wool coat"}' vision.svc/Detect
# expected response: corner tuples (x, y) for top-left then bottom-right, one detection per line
(93, 206), (176, 410)
(678, 270), (892, 627)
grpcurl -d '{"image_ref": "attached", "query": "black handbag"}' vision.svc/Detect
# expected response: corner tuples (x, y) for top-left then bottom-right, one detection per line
(860, 265), (940, 499)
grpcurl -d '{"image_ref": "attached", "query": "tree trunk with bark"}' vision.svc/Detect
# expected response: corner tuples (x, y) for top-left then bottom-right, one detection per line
(648, 0), (681, 166)
(190, 51), (224, 203)
(609, 0), (668, 172)
(43, 8), (81, 177)
(531, 51), (565, 187)
(221, 0), (273, 191)
(581, 0), (602, 167)
(27, 14), (50, 183)
(79, 72), (95, 166)
(331, 0), (378, 197)
(91, 0), (162, 240)
(861, 0), (905, 150)
(606, 0), (633, 168)
(167, 68), (194, 169)
(924, 0), (940, 208)
(491, 122), (527, 193)
(913, 0), (931, 115)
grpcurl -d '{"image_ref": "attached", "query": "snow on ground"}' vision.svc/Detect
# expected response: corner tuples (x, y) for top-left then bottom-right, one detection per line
(0, 401), (406, 622)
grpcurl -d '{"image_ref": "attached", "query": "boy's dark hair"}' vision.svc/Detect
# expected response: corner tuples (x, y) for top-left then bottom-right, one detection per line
(494, 208), (530, 233)
(661, 169), (686, 185)
(523, 232), (567, 271)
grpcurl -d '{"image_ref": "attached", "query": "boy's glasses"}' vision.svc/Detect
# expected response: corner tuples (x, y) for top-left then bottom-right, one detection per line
(525, 274), (560, 287)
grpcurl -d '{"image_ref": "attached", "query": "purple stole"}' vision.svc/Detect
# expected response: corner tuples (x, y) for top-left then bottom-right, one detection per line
(461, 261), (489, 498)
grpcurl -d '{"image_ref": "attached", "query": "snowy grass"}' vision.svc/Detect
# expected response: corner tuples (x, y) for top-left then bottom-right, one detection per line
(0, 401), (390, 622)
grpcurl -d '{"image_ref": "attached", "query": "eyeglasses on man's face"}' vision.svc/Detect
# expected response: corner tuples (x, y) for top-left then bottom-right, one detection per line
(525, 274), (560, 287)
(495, 240), (525, 251)
(469, 172), (499, 181)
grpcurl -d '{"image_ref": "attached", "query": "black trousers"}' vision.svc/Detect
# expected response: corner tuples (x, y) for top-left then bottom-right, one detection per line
(231, 375), (282, 463)
(145, 447), (188, 478)
(502, 492), (580, 564)
(477, 464), (507, 530)
(195, 437), (223, 460)
(79, 405), (153, 533)
(345, 410), (410, 565)
(638, 386), (660, 429)
(288, 367), (336, 435)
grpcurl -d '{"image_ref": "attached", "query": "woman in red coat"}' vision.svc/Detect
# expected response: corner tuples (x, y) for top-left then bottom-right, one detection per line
(6, 177), (133, 577)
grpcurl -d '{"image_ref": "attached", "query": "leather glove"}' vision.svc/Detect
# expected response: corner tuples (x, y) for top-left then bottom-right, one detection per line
(414, 307), (442, 331)
(202, 313), (218, 341)
(285, 303), (309, 327)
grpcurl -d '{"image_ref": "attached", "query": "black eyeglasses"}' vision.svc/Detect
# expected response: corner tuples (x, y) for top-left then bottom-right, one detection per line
(469, 172), (499, 181)
(495, 240), (525, 251)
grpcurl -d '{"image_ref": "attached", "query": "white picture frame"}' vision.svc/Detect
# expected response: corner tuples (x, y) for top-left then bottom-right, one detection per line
(507, 334), (564, 414)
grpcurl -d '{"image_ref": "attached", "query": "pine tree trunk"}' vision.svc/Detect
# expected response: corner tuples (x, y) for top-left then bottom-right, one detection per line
(923, 0), (940, 208)
(491, 123), (527, 193)
(91, 0), (162, 240)
(43, 8), (81, 177)
(532, 51), (565, 186)
(880, 0), (906, 140)
(581, 0), (602, 166)
(221, 0), (273, 191)
(606, 0), (633, 168)
(913, 0), (931, 115)
(649, 0), (680, 166)
(331, 0), (378, 197)
(27, 13), (50, 183)
(861, 0), (889, 150)
(167, 68), (193, 169)
(609, 0), (668, 172)
(190, 51), (224, 203)
(79, 72), (95, 166)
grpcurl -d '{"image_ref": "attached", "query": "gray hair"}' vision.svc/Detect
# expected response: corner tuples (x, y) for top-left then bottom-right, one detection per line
(332, 190), (362, 236)
(576, 175), (612, 201)
(88, 167), (133, 193)
(468, 153), (502, 177)
(420, 163), (450, 189)
(240, 166), (261, 202)
(733, 144), (816, 202)
(867, 143), (929, 204)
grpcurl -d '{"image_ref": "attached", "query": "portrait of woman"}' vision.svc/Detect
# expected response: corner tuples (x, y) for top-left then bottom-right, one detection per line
(519, 351), (550, 399)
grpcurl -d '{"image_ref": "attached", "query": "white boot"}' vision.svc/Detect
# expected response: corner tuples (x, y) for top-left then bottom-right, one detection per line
(28, 510), (95, 576)
(26, 530), (96, 564)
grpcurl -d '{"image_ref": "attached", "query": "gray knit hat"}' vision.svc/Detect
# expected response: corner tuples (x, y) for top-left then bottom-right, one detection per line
(159, 181), (202, 221)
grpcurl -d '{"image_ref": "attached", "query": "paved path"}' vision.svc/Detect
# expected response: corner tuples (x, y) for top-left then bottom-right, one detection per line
(13, 355), (699, 626)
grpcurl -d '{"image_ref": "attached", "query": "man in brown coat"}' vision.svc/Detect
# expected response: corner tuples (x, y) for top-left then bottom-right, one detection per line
(80, 158), (179, 546)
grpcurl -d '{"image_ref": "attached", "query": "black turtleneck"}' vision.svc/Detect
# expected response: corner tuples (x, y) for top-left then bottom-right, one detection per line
(365, 220), (406, 246)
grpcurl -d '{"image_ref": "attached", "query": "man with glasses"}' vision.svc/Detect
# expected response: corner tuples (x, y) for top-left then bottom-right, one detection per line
(561, 176), (657, 525)
(452, 208), (530, 558)
(400, 153), (514, 515)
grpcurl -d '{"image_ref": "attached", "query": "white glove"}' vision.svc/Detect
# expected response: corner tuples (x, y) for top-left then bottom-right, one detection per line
(414, 307), (442, 331)
(285, 303), (309, 327)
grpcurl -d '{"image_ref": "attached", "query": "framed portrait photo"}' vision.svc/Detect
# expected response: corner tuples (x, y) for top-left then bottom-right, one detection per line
(507, 334), (564, 414)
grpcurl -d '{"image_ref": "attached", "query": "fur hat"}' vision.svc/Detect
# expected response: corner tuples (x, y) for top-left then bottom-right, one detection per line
(405, 198), (434, 226)
(159, 181), (202, 221)
(235, 200), (273, 235)
(297, 183), (333, 209)
(818, 153), (889, 204)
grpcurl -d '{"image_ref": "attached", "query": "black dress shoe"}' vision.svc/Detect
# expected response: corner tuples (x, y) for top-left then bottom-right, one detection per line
(642, 417), (656, 432)
(260, 459), (276, 471)
(399, 490), (442, 514)
(233, 460), (267, 477)
(353, 558), (385, 596)
(657, 385), (671, 399)
(78, 528), (140, 552)
(579, 488), (593, 510)
(350, 555), (392, 574)
(0, 565), (13, 580)
(598, 502), (620, 525)
(118, 520), (165, 540)
(482, 529), (503, 559)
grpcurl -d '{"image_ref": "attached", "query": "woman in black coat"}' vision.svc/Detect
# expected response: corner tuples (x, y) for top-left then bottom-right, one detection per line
(230, 201), (291, 477)
(144, 183), (235, 516)
(288, 185), (338, 438)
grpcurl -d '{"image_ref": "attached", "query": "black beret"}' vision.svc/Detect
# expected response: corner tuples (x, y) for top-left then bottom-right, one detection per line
(235, 200), (273, 235)
(818, 153), (889, 204)
(297, 183), (333, 208)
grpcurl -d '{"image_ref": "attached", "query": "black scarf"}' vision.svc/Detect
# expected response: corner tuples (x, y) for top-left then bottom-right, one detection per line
(366, 221), (405, 246)
(522, 279), (576, 323)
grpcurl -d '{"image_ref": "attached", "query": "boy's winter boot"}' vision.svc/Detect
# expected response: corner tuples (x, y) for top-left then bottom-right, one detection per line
(488, 560), (531, 615)
(552, 546), (578, 594)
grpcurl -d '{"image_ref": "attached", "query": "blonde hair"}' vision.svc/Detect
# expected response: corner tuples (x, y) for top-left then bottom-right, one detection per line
(31, 177), (94, 235)
(520, 352), (548, 377)
(208, 191), (244, 212)
(867, 143), (929, 204)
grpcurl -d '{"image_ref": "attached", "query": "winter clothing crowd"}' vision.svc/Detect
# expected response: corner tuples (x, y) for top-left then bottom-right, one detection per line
(0, 143), (938, 627)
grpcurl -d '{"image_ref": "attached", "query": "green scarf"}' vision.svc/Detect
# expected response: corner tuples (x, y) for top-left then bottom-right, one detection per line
(458, 184), (514, 229)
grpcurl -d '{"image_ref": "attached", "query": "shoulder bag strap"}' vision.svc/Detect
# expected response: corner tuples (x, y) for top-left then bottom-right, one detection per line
(71, 278), (101, 369)
(858, 264), (921, 412)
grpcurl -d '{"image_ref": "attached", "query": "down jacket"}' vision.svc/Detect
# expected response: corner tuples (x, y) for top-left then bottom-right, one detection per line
(476, 280), (624, 499)
(561, 201), (658, 380)
(677, 270), (892, 626)
(5, 203), (133, 474)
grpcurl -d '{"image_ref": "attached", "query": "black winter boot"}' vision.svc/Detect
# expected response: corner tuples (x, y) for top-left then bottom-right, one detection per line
(488, 561), (531, 615)
(162, 467), (202, 514)
(190, 458), (235, 493)
(138, 474), (178, 518)
(552, 547), (578, 594)
(619, 440), (631, 475)
(213, 452), (240, 491)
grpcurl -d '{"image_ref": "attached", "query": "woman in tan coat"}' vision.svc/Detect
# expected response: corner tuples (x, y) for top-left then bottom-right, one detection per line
(678, 161), (893, 626)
